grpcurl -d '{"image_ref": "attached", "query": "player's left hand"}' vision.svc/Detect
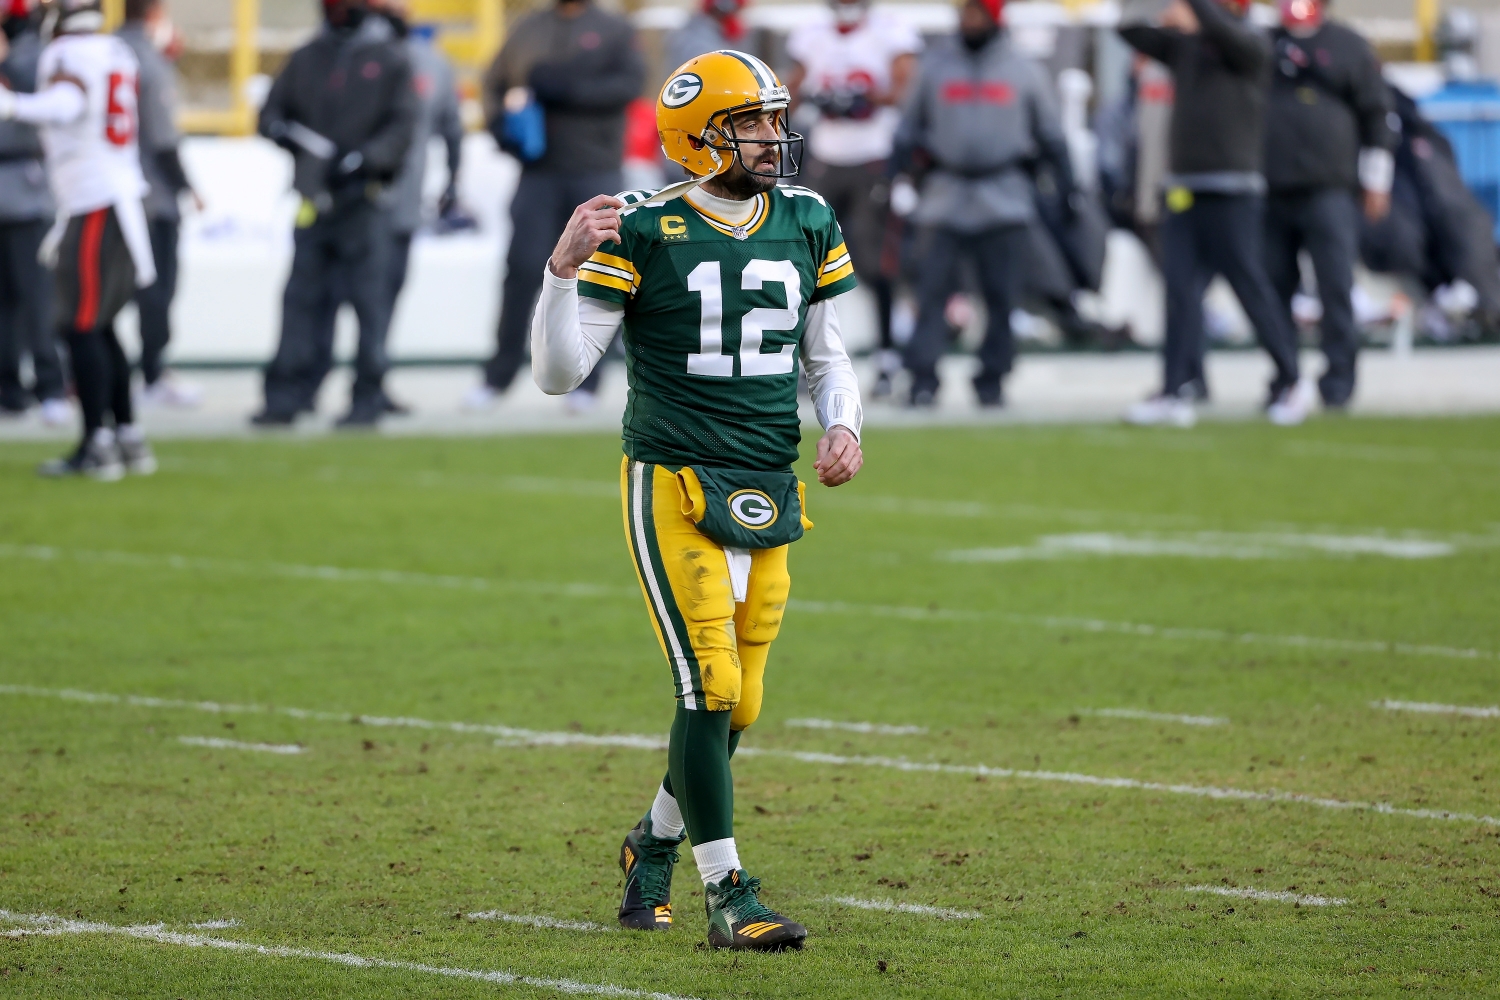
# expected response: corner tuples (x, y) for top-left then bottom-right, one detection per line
(814, 426), (862, 487)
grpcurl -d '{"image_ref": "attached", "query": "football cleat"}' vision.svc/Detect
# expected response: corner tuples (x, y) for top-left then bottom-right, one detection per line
(617, 818), (681, 931)
(705, 869), (807, 951)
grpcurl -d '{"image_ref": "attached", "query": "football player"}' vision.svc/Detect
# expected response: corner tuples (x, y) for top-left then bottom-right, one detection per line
(0, 0), (158, 479)
(531, 50), (864, 951)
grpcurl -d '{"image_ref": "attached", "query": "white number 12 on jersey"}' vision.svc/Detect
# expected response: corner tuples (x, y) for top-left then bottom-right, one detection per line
(685, 259), (800, 377)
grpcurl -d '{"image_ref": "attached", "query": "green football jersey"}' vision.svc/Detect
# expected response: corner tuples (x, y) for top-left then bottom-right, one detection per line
(577, 184), (857, 472)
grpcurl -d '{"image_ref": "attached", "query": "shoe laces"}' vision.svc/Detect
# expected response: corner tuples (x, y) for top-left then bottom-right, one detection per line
(633, 835), (679, 905)
(715, 873), (776, 924)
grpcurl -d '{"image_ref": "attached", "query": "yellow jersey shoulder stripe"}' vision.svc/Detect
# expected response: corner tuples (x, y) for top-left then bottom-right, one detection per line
(588, 251), (638, 277)
(578, 267), (635, 294)
(822, 242), (849, 268)
(816, 260), (855, 288)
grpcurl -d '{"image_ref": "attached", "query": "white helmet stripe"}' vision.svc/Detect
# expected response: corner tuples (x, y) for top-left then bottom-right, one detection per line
(716, 49), (776, 92)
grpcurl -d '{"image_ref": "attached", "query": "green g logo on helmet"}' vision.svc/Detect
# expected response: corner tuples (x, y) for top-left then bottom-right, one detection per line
(727, 489), (778, 530)
(661, 72), (704, 109)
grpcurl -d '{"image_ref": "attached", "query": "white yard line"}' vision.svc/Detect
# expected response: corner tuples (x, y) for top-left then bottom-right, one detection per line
(1083, 708), (1229, 727)
(1373, 699), (1500, 719)
(0, 685), (667, 751)
(731, 747), (1500, 828)
(5, 683), (1496, 829)
(945, 531), (1458, 562)
(1183, 885), (1347, 907)
(785, 718), (928, 735)
(0, 911), (697, 1000)
(178, 736), (306, 755)
(1, 543), (1492, 664)
(190, 919), (240, 929)
(823, 896), (981, 920)
(466, 911), (613, 932)
(787, 598), (1497, 664)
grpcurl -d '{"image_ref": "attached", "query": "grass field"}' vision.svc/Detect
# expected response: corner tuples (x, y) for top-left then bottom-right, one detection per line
(1, 417), (1498, 998)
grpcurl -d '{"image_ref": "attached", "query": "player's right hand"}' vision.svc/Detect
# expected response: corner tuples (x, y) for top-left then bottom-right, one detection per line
(548, 194), (624, 280)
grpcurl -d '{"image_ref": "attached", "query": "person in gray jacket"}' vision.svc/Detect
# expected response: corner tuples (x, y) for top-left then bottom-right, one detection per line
(665, 0), (745, 79)
(894, 0), (1075, 406)
(0, 0), (67, 421)
(377, 1), (460, 316)
(117, 0), (199, 408)
(467, 0), (643, 409)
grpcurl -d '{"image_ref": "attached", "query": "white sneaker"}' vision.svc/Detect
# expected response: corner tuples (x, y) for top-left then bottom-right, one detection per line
(1125, 394), (1197, 428)
(38, 397), (73, 427)
(1267, 379), (1316, 426)
(564, 388), (597, 414)
(116, 425), (157, 475)
(139, 374), (203, 409)
(461, 384), (499, 412)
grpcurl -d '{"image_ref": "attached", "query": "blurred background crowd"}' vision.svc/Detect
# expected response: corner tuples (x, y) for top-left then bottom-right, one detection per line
(4, 0), (1500, 429)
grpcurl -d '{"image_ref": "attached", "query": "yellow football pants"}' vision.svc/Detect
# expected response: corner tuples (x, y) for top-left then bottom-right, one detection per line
(620, 458), (790, 730)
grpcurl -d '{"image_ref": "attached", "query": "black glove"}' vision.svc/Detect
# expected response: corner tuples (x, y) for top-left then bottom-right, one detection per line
(438, 183), (459, 219)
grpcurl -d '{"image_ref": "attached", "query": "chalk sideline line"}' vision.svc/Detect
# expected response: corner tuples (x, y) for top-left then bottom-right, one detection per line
(1, 543), (1492, 664)
(1183, 885), (1347, 907)
(0, 910), (701, 1000)
(785, 718), (928, 735)
(4, 684), (1497, 830)
(179, 735), (305, 755)
(1081, 708), (1228, 727)
(467, 911), (613, 933)
(1374, 699), (1500, 719)
(823, 897), (981, 920)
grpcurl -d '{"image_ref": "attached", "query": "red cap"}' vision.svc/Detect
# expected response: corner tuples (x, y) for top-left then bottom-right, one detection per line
(1279, 0), (1322, 29)
(6, 0), (31, 18)
(979, 0), (1003, 22)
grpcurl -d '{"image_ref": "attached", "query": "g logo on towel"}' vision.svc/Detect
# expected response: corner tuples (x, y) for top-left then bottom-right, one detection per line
(727, 489), (778, 530)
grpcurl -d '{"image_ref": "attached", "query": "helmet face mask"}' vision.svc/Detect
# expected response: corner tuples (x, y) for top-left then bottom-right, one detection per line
(703, 105), (803, 180)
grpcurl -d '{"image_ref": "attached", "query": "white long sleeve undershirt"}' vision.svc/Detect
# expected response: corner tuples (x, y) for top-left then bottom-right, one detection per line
(530, 265), (864, 440)
(9, 82), (87, 127)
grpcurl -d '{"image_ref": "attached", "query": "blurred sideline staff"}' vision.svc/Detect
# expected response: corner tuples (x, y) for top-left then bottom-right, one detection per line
(253, 0), (417, 427)
(1119, 0), (1307, 429)
(118, 0), (199, 408)
(894, 0), (1074, 407)
(0, 0), (160, 479)
(302, 0), (464, 417)
(1263, 0), (1393, 409)
(381, 1), (461, 323)
(468, 0), (643, 411)
(0, 0), (66, 423)
(665, 0), (744, 81)
(787, 0), (919, 399)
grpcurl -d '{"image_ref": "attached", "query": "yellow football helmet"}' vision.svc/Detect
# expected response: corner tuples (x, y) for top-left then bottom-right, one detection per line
(657, 50), (804, 179)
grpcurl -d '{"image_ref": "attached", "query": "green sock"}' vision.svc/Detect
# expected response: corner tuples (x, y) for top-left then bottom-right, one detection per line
(667, 701), (734, 845)
(660, 723), (743, 799)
